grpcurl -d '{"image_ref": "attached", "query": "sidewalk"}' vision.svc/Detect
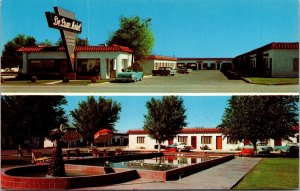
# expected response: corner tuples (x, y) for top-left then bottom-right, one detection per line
(77, 157), (262, 190)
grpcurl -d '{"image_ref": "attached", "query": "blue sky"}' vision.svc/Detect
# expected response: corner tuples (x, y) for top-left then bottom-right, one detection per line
(1, 0), (298, 57)
(64, 96), (230, 133)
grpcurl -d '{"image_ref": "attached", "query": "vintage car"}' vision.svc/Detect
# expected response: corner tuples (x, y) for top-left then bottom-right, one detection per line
(167, 142), (193, 152)
(116, 69), (144, 82)
(152, 67), (176, 76)
(243, 142), (273, 154)
(274, 143), (299, 153)
(176, 67), (192, 74)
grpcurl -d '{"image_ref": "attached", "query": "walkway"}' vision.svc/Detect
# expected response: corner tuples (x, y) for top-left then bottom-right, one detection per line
(77, 157), (262, 190)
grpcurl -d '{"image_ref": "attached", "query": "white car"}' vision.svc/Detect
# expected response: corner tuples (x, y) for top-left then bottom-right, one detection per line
(170, 142), (193, 152)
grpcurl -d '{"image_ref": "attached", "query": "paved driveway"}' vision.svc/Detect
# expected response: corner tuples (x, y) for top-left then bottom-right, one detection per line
(2, 71), (298, 94)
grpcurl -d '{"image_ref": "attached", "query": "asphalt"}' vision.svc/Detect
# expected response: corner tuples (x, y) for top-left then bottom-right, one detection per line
(76, 157), (262, 190)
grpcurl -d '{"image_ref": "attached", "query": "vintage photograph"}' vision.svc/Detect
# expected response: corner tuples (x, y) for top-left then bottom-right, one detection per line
(1, 0), (299, 190)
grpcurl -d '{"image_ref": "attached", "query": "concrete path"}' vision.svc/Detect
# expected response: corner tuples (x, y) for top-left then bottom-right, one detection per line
(77, 157), (262, 190)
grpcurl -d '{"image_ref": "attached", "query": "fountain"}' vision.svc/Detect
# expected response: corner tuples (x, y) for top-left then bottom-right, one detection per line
(1, 125), (235, 189)
(46, 125), (66, 177)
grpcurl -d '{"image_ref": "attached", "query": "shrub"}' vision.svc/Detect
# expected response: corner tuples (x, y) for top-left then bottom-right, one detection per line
(90, 77), (97, 83)
(62, 77), (69, 83)
(200, 145), (211, 150)
(31, 76), (37, 83)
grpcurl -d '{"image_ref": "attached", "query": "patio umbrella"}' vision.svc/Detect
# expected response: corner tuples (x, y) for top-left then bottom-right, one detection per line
(94, 129), (114, 146)
(61, 130), (83, 148)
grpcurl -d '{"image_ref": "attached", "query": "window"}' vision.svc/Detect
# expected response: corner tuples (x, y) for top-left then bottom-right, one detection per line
(201, 136), (212, 144)
(178, 136), (188, 144)
(293, 58), (299, 72)
(137, 137), (145, 144)
(77, 59), (100, 75)
(29, 59), (62, 74)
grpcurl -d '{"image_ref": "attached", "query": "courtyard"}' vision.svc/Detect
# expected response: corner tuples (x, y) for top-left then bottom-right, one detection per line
(2, 70), (299, 94)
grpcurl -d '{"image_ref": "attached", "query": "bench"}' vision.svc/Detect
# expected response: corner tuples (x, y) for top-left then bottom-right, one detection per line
(66, 149), (83, 160)
(31, 152), (51, 164)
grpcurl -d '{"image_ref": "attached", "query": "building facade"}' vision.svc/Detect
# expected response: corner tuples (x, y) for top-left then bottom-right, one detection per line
(233, 42), (299, 77)
(177, 58), (233, 70)
(127, 128), (299, 151)
(18, 44), (133, 80)
(140, 55), (178, 75)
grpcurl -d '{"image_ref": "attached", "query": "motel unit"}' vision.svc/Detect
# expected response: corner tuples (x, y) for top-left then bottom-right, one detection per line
(127, 128), (299, 151)
(177, 58), (233, 70)
(233, 42), (299, 77)
(139, 55), (178, 75)
(18, 44), (133, 80)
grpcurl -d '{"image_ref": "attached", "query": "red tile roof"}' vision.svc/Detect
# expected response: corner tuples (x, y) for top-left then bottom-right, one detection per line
(144, 55), (178, 61)
(236, 42), (299, 58)
(127, 128), (221, 135)
(177, 58), (233, 61)
(17, 44), (133, 53)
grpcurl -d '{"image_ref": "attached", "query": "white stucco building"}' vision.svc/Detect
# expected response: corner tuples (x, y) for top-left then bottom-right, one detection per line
(18, 44), (133, 80)
(177, 58), (233, 70)
(127, 127), (299, 151)
(140, 55), (178, 75)
(234, 42), (299, 77)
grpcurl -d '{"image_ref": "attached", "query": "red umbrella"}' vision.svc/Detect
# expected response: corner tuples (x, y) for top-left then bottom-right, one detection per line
(61, 130), (83, 148)
(94, 129), (114, 145)
(61, 130), (83, 142)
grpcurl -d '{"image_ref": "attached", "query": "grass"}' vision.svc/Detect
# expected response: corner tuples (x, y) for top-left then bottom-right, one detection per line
(233, 158), (299, 190)
(245, 77), (299, 85)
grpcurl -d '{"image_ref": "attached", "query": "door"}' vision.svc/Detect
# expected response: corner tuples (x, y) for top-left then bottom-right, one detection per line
(191, 136), (197, 149)
(216, 136), (222, 150)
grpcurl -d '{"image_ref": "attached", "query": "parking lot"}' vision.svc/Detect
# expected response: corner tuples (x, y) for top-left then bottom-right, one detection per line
(2, 70), (298, 94)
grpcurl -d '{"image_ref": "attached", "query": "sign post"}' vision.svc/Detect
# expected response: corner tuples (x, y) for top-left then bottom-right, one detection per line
(45, 7), (82, 80)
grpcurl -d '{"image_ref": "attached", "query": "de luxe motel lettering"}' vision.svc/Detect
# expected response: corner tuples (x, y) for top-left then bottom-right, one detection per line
(45, 12), (82, 33)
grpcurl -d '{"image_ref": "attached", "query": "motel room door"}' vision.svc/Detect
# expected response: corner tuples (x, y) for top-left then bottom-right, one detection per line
(191, 136), (197, 149)
(216, 136), (222, 150)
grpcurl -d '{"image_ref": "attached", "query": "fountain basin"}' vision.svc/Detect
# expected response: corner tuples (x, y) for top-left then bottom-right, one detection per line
(1, 164), (139, 190)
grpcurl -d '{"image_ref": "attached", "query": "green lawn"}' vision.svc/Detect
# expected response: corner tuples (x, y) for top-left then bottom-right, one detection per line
(246, 77), (299, 85)
(234, 158), (299, 190)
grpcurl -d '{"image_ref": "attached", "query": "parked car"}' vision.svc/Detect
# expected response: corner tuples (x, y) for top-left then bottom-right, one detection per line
(274, 143), (299, 153)
(168, 142), (193, 152)
(116, 69), (144, 82)
(243, 143), (273, 154)
(152, 67), (176, 76)
(176, 67), (192, 74)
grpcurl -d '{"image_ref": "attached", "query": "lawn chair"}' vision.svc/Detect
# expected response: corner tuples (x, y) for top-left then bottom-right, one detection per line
(115, 148), (122, 156)
(91, 149), (101, 158)
(31, 152), (51, 164)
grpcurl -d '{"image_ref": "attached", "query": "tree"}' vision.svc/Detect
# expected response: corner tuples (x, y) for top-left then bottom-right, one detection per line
(38, 39), (52, 46)
(70, 96), (121, 145)
(219, 96), (299, 153)
(1, 96), (68, 149)
(107, 16), (155, 60)
(1, 34), (37, 68)
(143, 96), (187, 152)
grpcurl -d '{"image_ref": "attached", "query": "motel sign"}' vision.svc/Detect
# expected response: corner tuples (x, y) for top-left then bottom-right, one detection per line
(45, 7), (82, 79)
